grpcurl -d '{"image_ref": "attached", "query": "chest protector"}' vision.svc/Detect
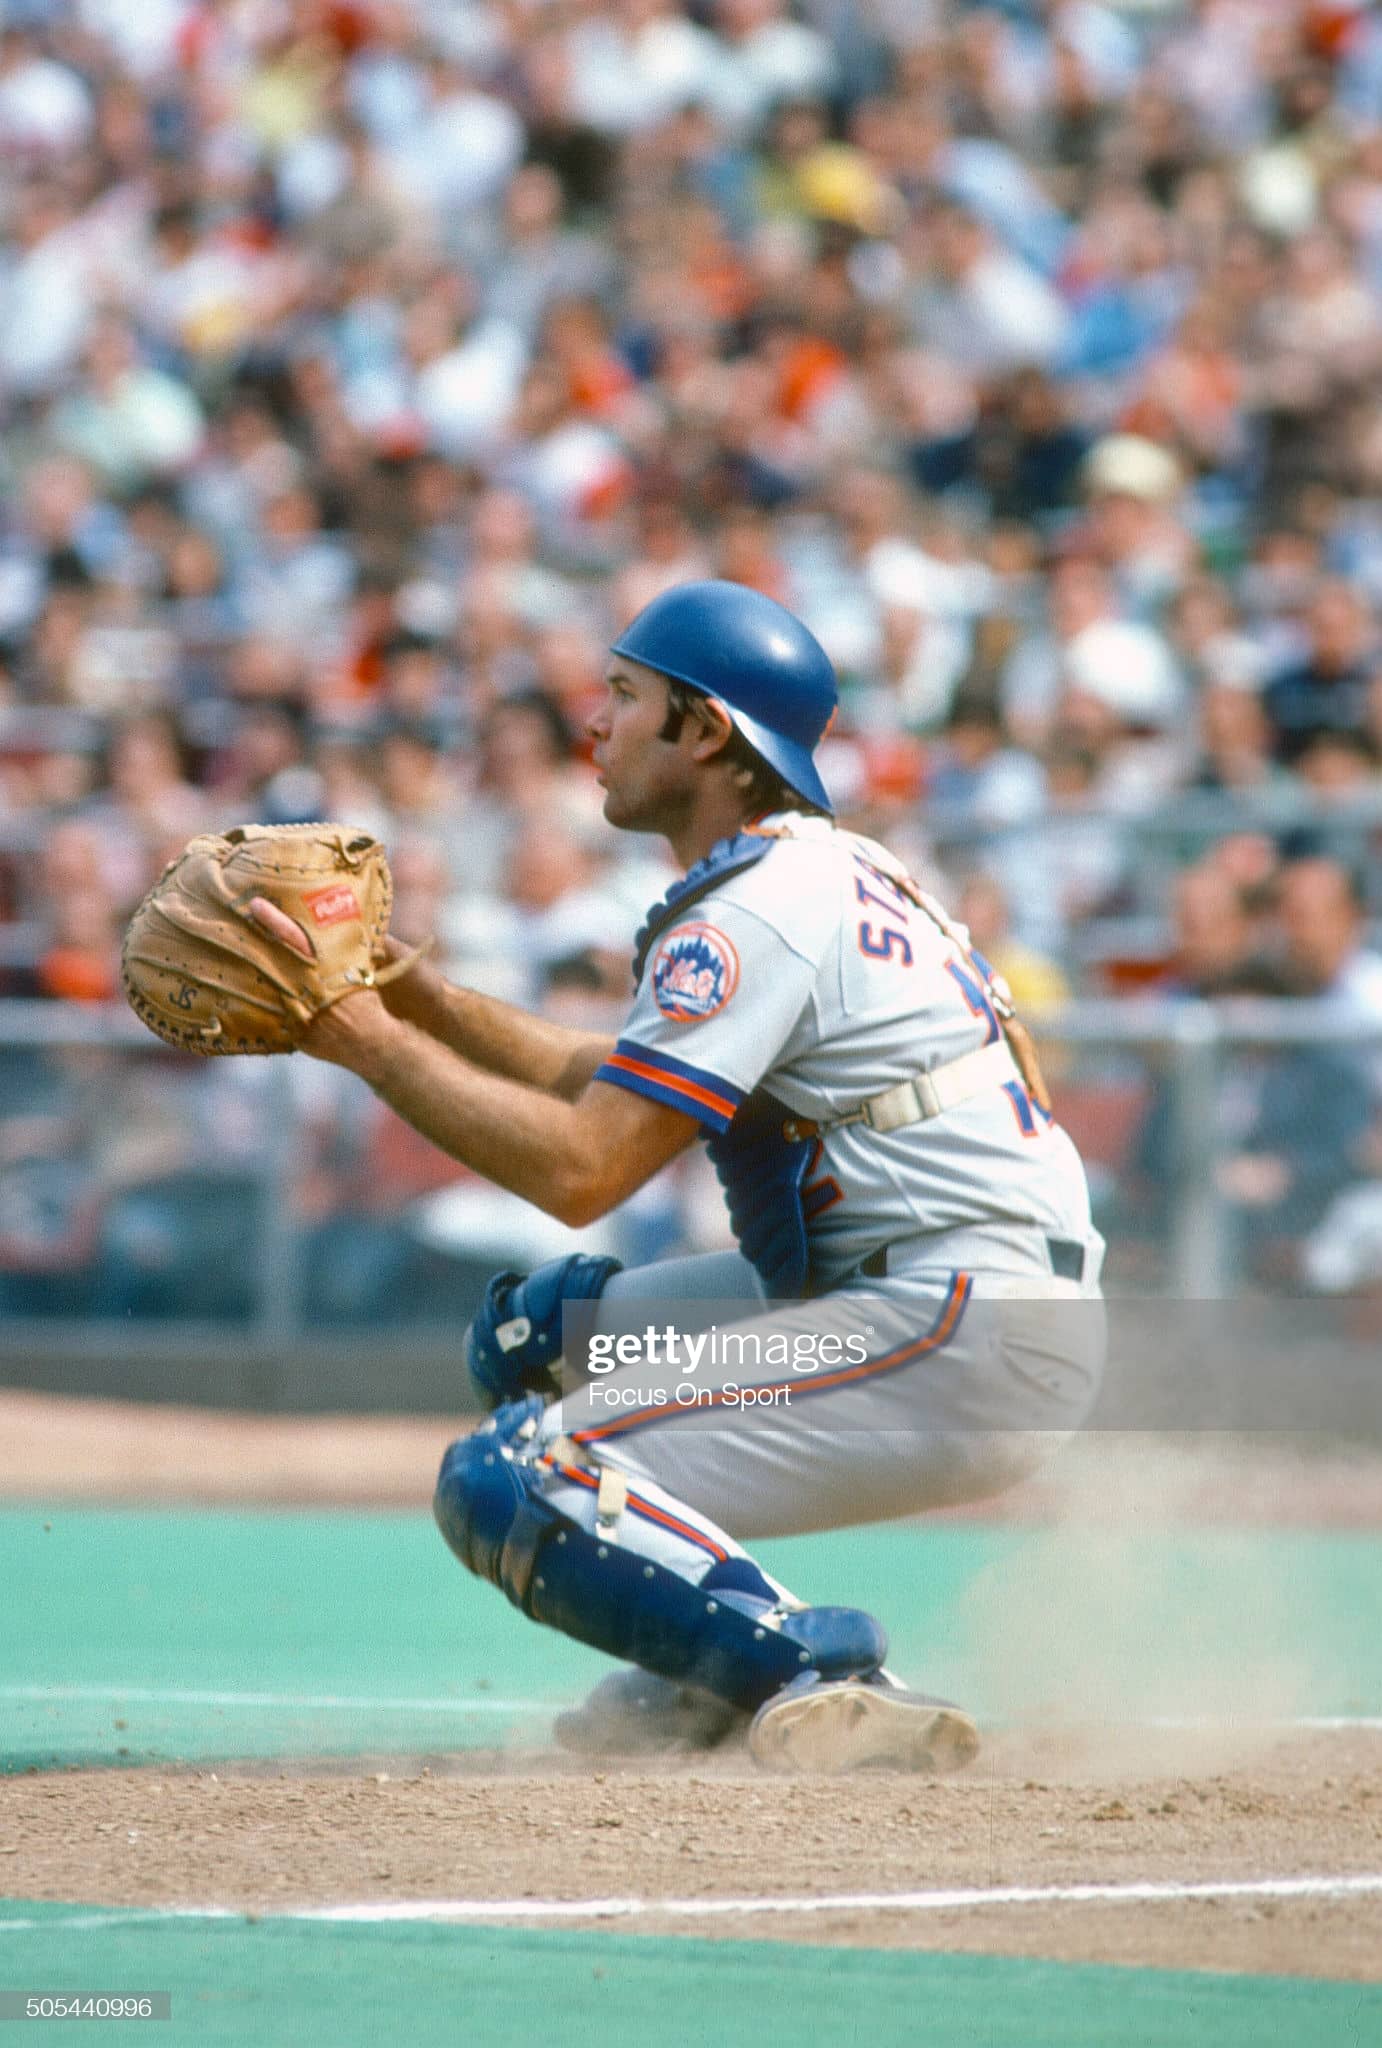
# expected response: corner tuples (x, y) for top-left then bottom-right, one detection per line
(630, 829), (775, 984)
(634, 830), (816, 1298)
(705, 1087), (816, 1297)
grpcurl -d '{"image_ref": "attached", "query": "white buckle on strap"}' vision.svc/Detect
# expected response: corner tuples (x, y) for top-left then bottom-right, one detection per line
(825, 1041), (1017, 1138)
(595, 1464), (627, 1537)
(861, 1073), (941, 1132)
(552, 1433), (628, 1538)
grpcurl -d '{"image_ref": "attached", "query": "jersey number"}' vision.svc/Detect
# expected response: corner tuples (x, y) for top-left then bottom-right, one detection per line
(1002, 1079), (1050, 1138)
(944, 958), (1001, 1044)
(802, 1137), (843, 1218)
(857, 922), (913, 965)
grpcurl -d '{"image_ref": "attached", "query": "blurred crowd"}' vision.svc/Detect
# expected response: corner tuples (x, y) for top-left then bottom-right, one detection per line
(1, 0), (1381, 1312)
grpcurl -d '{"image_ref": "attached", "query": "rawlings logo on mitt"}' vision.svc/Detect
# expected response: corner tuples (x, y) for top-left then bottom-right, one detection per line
(121, 823), (414, 1055)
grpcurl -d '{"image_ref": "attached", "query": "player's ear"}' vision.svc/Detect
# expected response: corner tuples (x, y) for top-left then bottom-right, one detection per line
(686, 696), (736, 765)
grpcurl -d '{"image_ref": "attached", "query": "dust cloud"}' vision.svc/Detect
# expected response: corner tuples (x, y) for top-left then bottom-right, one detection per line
(945, 1434), (1360, 1779)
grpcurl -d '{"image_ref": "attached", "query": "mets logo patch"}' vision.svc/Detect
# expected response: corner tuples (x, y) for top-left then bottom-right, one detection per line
(651, 922), (740, 1022)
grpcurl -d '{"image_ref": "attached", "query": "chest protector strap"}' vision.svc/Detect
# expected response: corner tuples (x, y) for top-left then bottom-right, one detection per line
(631, 830), (776, 985)
(633, 830), (805, 1294)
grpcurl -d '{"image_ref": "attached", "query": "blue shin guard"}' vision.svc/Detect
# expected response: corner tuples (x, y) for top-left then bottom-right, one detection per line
(433, 1402), (887, 1713)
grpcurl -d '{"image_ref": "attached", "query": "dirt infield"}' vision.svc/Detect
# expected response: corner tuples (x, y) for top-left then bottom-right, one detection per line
(4, 1736), (1381, 1979)
(3, 1390), (1380, 1984)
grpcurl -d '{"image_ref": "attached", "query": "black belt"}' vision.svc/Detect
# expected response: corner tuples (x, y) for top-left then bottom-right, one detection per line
(860, 1235), (1086, 1282)
(1046, 1236), (1086, 1282)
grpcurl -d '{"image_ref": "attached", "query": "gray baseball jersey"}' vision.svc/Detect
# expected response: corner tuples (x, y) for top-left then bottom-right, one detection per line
(595, 812), (1098, 1290)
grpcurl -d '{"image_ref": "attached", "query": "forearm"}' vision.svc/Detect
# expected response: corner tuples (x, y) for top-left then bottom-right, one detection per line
(352, 1012), (607, 1222)
(384, 965), (614, 1101)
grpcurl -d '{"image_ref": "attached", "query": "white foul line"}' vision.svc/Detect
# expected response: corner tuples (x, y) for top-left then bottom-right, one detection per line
(1, 1687), (1380, 1731)
(2, 1874), (1382, 1935)
(0, 1685), (550, 1714)
(1152, 1716), (1382, 1733)
(290, 1874), (1382, 1922)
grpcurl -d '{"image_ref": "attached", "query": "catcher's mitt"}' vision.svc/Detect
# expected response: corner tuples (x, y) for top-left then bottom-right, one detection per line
(121, 823), (417, 1055)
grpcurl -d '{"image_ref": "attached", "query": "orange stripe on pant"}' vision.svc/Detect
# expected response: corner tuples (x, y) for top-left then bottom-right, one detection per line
(542, 1454), (730, 1562)
(571, 1272), (973, 1446)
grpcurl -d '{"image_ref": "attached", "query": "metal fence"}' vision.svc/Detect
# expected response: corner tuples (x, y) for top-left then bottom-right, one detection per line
(0, 998), (1378, 1409)
(3, 781), (1381, 964)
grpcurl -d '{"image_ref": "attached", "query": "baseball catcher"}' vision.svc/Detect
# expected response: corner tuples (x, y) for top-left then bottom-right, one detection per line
(126, 582), (1105, 1772)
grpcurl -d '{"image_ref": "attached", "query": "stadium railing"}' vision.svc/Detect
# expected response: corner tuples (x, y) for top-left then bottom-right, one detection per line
(0, 998), (1377, 1409)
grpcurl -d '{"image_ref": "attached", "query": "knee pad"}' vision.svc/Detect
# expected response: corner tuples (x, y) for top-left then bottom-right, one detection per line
(463, 1254), (624, 1409)
(432, 1408), (887, 1712)
(433, 1395), (551, 1596)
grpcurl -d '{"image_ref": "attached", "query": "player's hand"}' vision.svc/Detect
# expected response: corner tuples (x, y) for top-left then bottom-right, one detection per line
(296, 986), (396, 1076)
(245, 896), (399, 1079)
(245, 895), (313, 959)
(372, 930), (448, 1029)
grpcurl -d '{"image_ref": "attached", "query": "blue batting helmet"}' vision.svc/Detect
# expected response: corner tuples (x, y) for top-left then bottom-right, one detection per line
(610, 580), (837, 815)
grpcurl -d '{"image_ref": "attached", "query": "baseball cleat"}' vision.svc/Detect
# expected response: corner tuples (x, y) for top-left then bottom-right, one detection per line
(748, 1673), (980, 1775)
(554, 1669), (747, 1757)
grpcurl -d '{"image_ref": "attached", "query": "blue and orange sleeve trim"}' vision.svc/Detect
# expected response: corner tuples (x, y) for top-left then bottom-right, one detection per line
(595, 1038), (746, 1133)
